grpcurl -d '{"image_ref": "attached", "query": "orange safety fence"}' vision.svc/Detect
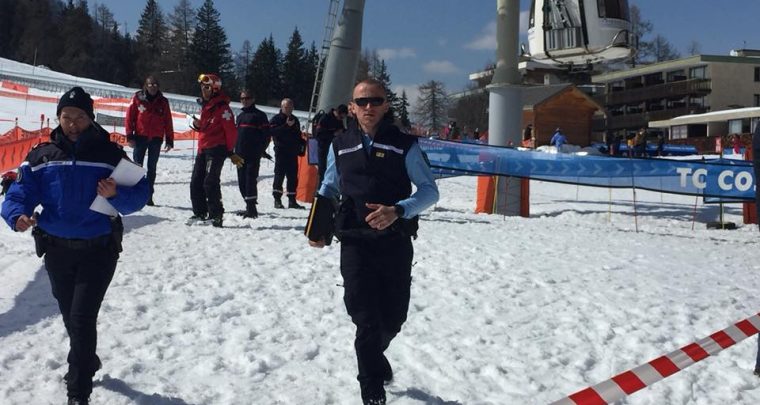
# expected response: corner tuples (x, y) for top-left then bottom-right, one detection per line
(2, 80), (29, 93)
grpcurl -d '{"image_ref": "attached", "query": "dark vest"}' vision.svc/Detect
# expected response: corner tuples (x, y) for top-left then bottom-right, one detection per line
(332, 123), (415, 230)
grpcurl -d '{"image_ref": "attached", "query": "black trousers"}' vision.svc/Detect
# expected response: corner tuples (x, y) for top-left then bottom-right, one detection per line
(132, 136), (162, 199)
(45, 244), (117, 400)
(190, 146), (227, 218)
(340, 233), (413, 399)
(237, 156), (263, 202)
(273, 151), (299, 197)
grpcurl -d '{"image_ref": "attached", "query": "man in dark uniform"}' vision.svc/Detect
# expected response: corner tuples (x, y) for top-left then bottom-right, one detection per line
(315, 104), (348, 184)
(269, 98), (305, 209)
(234, 90), (270, 218)
(308, 79), (439, 405)
(1, 87), (149, 405)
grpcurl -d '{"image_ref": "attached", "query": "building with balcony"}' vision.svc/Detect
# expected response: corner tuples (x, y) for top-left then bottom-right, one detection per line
(591, 52), (760, 141)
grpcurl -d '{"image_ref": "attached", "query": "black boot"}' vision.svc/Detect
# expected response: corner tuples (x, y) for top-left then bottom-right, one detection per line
(68, 398), (89, 405)
(288, 196), (305, 209)
(146, 197), (155, 206)
(244, 200), (258, 218)
(274, 195), (284, 209)
(211, 216), (223, 228)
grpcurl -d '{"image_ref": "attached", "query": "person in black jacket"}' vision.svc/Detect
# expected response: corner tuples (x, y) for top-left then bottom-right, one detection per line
(269, 98), (305, 209)
(315, 104), (348, 184)
(1, 87), (149, 405)
(234, 90), (270, 218)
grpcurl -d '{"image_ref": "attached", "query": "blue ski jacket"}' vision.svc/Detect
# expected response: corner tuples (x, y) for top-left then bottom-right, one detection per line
(1, 125), (149, 238)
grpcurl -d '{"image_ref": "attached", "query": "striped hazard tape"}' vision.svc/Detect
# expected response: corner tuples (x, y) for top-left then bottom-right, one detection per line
(550, 312), (760, 405)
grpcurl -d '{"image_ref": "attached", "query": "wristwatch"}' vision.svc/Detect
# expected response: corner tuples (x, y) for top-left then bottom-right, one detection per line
(393, 204), (405, 218)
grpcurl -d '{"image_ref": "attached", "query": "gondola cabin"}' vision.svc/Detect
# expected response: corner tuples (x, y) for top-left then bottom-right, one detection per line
(527, 0), (633, 66)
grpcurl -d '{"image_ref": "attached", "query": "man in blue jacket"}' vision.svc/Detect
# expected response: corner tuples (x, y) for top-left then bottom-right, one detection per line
(1, 87), (149, 405)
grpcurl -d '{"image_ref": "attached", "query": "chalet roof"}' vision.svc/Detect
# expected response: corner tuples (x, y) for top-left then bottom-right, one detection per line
(521, 83), (572, 107)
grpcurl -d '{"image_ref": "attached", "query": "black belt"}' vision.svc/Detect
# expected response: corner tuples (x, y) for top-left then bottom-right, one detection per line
(43, 232), (112, 250)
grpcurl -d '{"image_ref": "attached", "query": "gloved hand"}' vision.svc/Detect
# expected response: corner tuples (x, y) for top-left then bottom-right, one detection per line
(230, 154), (245, 168)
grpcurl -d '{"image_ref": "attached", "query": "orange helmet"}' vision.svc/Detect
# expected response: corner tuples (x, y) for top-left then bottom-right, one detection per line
(198, 73), (222, 91)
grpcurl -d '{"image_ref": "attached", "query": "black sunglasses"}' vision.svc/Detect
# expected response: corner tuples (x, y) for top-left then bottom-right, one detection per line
(353, 97), (385, 107)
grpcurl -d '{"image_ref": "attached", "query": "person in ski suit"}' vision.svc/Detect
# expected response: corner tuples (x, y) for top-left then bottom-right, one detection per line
(125, 75), (174, 206)
(309, 79), (439, 405)
(315, 104), (348, 185)
(1, 87), (149, 405)
(269, 98), (305, 209)
(189, 73), (243, 228)
(550, 127), (567, 152)
(234, 90), (270, 218)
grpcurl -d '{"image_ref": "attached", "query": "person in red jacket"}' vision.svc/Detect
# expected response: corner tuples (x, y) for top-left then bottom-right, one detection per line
(125, 75), (174, 206)
(189, 73), (243, 228)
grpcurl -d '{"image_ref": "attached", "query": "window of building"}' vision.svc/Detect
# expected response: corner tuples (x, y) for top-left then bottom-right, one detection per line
(754, 94), (760, 107)
(667, 70), (687, 82)
(755, 67), (760, 82)
(671, 125), (687, 140)
(689, 96), (705, 108)
(598, 0), (630, 20)
(689, 66), (706, 79)
(728, 119), (744, 134)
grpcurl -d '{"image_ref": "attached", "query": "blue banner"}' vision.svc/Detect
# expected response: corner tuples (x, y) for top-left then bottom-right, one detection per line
(419, 138), (756, 201)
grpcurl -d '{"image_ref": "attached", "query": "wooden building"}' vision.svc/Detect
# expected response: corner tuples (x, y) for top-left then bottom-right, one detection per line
(521, 83), (605, 147)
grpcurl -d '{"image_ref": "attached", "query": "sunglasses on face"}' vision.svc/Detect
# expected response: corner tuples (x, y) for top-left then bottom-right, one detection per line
(353, 97), (385, 107)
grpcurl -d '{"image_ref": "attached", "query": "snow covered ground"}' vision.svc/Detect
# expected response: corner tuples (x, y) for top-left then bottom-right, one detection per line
(3, 56), (760, 404)
(2, 140), (760, 404)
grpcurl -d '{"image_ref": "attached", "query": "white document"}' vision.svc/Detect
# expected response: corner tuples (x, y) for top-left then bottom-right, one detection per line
(90, 159), (147, 215)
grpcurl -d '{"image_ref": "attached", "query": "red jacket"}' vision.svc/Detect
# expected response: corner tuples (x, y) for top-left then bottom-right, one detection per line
(125, 90), (174, 145)
(197, 92), (237, 153)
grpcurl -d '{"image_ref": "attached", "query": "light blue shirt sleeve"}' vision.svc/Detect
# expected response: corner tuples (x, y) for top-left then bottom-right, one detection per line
(396, 141), (439, 218)
(317, 135), (440, 219)
(317, 144), (340, 199)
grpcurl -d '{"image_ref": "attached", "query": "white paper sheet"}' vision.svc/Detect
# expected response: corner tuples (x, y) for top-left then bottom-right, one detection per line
(89, 159), (147, 215)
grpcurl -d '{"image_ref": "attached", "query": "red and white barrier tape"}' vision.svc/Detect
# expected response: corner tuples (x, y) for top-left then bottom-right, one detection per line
(550, 312), (760, 405)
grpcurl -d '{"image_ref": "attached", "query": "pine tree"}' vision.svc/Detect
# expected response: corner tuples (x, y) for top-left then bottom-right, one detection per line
(414, 80), (449, 133)
(247, 35), (282, 107)
(190, 0), (236, 94)
(394, 90), (411, 130)
(57, 0), (95, 78)
(373, 59), (398, 116)
(233, 40), (253, 89)
(282, 27), (311, 110)
(135, 0), (167, 83)
(0, 0), (16, 58)
(9, 0), (59, 68)
(165, 0), (195, 94)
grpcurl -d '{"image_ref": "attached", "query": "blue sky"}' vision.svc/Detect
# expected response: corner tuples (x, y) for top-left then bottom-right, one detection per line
(98, 0), (759, 102)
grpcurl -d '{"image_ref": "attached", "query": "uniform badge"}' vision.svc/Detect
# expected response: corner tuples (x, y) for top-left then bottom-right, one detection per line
(375, 151), (385, 158)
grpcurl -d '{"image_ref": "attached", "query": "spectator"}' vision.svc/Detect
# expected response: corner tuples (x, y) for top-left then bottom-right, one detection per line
(315, 104), (348, 184)
(550, 127), (567, 152)
(1, 87), (149, 405)
(308, 79), (439, 405)
(448, 121), (461, 140)
(189, 73), (242, 228)
(125, 75), (174, 206)
(732, 134), (742, 155)
(656, 133), (665, 156)
(234, 90), (270, 218)
(633, 128), (648, 157)
(269, 98), (305, 209)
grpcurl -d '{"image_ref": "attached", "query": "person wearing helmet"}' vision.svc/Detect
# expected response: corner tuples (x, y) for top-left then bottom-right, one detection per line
(189, 73), (243, 228)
